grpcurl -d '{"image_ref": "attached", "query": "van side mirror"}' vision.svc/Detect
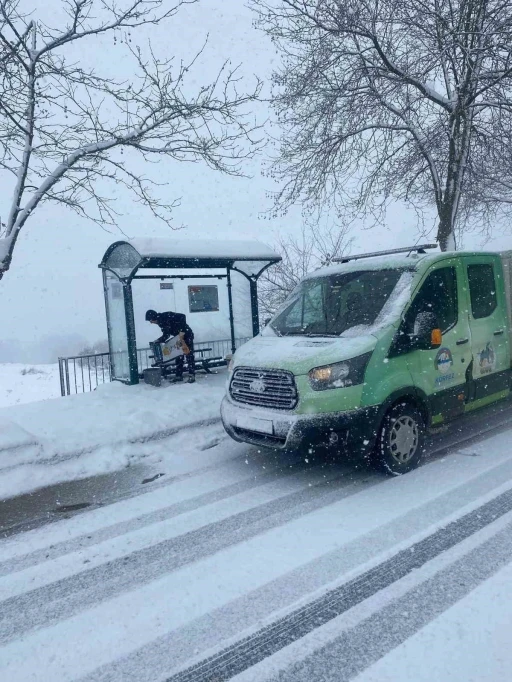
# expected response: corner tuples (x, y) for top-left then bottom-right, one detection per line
(264, 318), (271, 326)
(413, 311), (442, 350)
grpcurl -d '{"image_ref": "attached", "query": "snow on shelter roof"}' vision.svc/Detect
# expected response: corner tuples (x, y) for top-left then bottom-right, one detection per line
(128, 238), (279, 261)
(99, 238), (281, 280)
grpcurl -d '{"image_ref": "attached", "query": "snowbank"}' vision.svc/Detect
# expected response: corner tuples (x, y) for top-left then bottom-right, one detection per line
(0, 370), (228, 499)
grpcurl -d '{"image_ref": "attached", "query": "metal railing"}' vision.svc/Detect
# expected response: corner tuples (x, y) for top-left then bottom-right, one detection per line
(58, 353), (112, 396)
(58, 337), (251, 396)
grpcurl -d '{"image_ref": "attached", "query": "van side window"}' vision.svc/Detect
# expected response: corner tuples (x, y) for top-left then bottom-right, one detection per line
(406, 267), (458, 333)
(467, 264), (497, 319)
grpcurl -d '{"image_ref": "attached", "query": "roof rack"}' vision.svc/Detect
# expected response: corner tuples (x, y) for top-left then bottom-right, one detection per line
(333, 243), (438, 264)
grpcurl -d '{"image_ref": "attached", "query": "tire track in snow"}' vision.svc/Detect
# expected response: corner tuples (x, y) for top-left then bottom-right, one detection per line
(274, 520), (512, 682)
(43, 456), (512, 682)
(0, 469), (380, 644)
(161, 486), (512, 682)
(0, 424), (238, 539)
(0, 458), (330, 577)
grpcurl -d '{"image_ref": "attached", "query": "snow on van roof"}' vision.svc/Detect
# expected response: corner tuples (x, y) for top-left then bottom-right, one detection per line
(303, 248), (512, 280)
(127, 238), (279, 262)
(304, 251), (435, 279)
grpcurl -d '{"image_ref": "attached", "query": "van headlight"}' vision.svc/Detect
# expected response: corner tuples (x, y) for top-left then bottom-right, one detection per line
(308, 352), (372, 391)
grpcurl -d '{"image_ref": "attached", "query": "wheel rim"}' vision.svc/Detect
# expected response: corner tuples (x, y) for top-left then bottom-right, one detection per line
(389, 415), (419, 464)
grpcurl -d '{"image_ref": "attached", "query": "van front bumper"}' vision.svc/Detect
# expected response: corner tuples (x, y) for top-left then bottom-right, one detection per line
(221, 396), (381, 458)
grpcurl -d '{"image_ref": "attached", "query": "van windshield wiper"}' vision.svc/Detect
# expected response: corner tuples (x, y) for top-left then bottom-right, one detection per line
(279, 332), (339, 337)
(305, 333), (339, 337)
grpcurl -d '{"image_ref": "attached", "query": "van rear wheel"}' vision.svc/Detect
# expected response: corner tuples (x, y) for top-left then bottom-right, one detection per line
(375, 402), (425, 475)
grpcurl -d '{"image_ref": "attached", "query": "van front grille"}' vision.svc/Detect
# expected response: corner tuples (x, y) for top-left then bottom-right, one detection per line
(230, 367), (298, 410)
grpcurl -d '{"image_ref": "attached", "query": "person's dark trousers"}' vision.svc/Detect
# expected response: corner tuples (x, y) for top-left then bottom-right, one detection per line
(175, 334), (195, 379)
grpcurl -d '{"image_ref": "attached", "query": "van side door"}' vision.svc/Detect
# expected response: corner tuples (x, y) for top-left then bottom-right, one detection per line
(463, 256), (511, 404)
(400, 260), (471, 422)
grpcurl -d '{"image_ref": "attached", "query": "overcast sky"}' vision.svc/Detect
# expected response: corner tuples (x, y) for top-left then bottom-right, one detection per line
(1, 0), (511, 362)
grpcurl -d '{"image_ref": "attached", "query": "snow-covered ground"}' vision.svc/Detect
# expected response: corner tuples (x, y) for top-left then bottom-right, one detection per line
(0, 363), (63, 408)
(2, 362), (512, 681)
(1, 421), (512, 681)
(353, 559), (512, 682)
(0, 369), (227, 499)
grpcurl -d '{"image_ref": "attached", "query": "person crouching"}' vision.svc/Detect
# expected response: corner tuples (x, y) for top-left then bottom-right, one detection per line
(146, 309), (196, 383)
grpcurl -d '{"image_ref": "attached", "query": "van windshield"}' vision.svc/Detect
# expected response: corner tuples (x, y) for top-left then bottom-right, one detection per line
(270, 269), (406, 337)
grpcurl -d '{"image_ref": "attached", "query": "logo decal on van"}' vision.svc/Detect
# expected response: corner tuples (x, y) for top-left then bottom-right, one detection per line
(478, 342), (496, 375)
(435, 347), (453, 374)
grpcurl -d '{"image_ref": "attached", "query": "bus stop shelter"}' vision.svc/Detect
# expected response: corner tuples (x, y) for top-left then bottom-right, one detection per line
(99, 238), (281, 384)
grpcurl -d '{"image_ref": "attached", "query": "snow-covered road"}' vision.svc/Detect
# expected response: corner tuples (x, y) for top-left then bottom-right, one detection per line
(2, 415), (512, 682)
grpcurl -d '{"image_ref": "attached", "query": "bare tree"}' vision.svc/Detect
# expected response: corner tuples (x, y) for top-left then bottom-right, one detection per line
(0, 0), (262, 278)
(78, 338), (109, 356)
(259, 223), (352, 318)
(251, 0), (512, 250)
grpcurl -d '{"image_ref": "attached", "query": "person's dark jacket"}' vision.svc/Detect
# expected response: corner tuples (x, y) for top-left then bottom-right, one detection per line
(154, 312), (194, 344)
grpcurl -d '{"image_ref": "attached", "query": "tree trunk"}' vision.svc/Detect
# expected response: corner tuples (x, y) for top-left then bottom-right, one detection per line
(437, 201), (457, 251)
(437, 221), (456, 251)
(0, 234), (16, 280)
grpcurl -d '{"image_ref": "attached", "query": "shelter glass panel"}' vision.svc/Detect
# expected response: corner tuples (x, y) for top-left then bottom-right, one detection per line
(105, 272), (130, 381)
(105, 243), (140, 279)
(233, 260), (269, 277)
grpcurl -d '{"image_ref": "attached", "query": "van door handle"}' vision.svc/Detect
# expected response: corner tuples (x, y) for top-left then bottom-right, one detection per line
(494, 329), (504, 336)
(456, 338), (469, 345)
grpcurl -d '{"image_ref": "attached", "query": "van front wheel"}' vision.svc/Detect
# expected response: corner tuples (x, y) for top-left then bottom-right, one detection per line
(375, 402), (425, 475)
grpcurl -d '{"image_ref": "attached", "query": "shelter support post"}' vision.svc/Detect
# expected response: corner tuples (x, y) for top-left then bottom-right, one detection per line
(226, 267), (236, 355)
(124, 283), (139, 385)
(249, 277), (259, 337)
(102, 269), (113, 370)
